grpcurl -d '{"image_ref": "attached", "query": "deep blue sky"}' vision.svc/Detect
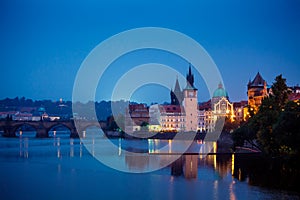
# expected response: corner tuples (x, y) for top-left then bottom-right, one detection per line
(1, 0), (300, 104)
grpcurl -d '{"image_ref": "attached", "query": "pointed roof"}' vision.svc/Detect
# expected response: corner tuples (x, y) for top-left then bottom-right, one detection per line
(186, 64), (194, 87)
(249, 72), (266, 86)
(185, 64), (197, 90)
(174, 77), (181, 92)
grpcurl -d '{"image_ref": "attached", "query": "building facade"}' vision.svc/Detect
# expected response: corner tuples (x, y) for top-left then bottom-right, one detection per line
(247, 72), (269, 113)
(125, 66), (238, 133)
(198, 83), (235, 132)
(125, 104), (149, 133)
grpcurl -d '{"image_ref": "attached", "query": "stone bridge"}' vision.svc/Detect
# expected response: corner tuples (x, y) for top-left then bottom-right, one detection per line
(0, 120), (102, 138)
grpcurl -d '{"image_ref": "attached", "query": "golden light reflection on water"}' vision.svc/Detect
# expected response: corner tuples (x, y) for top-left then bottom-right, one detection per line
(229, 181), (236, 200)
(16, 134), (235, 182)
(231, 154), (235, 176)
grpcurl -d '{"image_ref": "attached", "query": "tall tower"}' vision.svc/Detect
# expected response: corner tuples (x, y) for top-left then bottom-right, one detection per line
(183, 66), (198, 132)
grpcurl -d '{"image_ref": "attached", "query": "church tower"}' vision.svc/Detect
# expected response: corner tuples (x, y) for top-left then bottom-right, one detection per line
(186, 64), (194, 88)
(170, 77), (183, 105)
(183, 65), (198, 132)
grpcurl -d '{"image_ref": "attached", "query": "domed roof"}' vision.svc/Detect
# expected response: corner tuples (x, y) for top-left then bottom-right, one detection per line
(213, 83), (228, 98)
(38, 107), (46, 112)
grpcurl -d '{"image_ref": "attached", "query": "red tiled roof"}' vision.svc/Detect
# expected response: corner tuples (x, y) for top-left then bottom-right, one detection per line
(160, 105), (184, 113)
(0, 111), (18, 115)
(288, 93), (300, 101)
(198, 100), (211, 110)
(128, 104), (148, 111)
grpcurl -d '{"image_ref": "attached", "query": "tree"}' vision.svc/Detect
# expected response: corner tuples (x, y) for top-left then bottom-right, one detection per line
(270, 74), (290, 110)
(273, 101), (300, 155)
(140, 121), (149, 131)
(232, 74), (296, 156)
(223, 116), (240, 133)
(255, 97), (280, 155)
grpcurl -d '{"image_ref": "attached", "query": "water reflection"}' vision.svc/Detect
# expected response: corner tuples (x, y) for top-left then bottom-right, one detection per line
(170, 154), (233, 179)
(232, 154), (299, 191)
(19, 137), (29, 158)
(11, 135), (250, 181)
(1, 134), (299, 199)
(14, 132), (85, 159)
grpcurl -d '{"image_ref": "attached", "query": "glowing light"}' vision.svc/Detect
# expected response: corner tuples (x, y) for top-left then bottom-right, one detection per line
(238, 168), (242, 181)
(57, 148), (61, 158)
(213, 155), (217, 170)
(118, 138), (122, 156)
(168, 139), (172, 153)
(231, 154), (235, 175)
(213, 142), (217, 153)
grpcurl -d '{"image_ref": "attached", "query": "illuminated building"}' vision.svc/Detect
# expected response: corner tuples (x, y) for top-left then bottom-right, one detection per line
(211, 83), (234, 121)
(198, 84), (235, 132)
(288, 84), (300, 102)
(149, 105), (185, 132)
(151, 65), (198, 132)
(233, 101), (248, 122)
(247, 72), (269, 113)
(182, 66), (198, 131)
(125, 66), (238, 133)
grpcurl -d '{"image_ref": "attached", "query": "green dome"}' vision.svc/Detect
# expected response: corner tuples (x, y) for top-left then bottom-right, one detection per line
(38, 107), (46, 112)
(213, 83), (228, 98)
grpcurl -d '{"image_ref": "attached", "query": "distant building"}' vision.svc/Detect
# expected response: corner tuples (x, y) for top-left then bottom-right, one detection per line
(125, 104), (149, 133)
(233, 100), (248, 122)
(198, 100), (211, 132)
(289, 84), (300, 94)
(288, 84), (300, 102)
(13, 112), (33, 121)
(0, 111), (18, 120)
(247, 72), (269, 113)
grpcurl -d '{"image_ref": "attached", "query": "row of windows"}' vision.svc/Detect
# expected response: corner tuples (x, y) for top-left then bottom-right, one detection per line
(162, 124), (185, 128)
(162, 118), (185, 122)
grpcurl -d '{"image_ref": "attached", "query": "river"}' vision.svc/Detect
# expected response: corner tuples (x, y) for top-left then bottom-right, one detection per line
(0, 131), (299, 200)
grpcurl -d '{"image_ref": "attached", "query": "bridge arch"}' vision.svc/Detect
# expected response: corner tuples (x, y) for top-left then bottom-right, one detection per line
(79, 123), (103, 138)
(47, 123), (72, 138)
(12, 123), (38, 137)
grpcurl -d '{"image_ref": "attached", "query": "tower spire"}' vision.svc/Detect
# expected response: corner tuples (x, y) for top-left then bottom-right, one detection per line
(186, 63), (194, 88)
(170, 76), (183, 105)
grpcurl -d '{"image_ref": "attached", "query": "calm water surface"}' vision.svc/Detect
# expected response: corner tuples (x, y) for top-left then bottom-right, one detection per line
(0, 131), (299, 200)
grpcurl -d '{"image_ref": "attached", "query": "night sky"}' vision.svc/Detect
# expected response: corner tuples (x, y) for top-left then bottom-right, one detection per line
(1, 0), (300, 104)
